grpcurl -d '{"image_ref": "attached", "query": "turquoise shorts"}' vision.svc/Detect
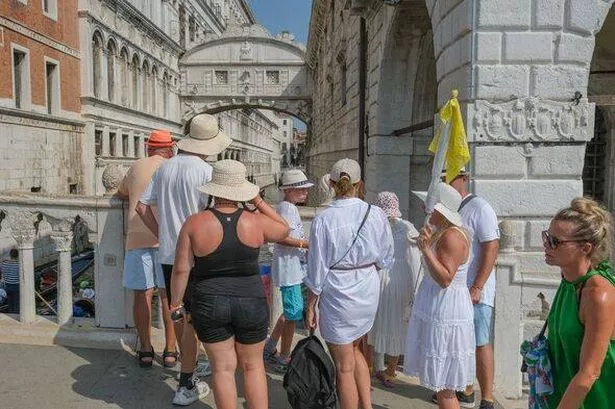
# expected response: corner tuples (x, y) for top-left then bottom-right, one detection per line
(474, 303), (494, 347)
(281, 284), (304, 321)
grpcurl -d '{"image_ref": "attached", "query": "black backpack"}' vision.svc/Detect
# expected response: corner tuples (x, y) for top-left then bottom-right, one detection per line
(283, 335), (337, 409)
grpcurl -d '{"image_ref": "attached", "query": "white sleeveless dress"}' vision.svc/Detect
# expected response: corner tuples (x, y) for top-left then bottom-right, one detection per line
(404, 227), (476, 392)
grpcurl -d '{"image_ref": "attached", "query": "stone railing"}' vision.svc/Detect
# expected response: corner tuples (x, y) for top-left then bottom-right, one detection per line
(0, 193), (128, 328)
(494, 220), (560, 400)
(0, 193), (322, 336)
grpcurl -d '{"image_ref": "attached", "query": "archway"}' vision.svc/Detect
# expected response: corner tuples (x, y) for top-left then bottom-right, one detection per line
(374, 0), (437, 225)
(587, 5), (615, 211)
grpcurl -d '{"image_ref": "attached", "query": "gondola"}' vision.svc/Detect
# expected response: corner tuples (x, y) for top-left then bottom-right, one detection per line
(0, 251), (95, 313)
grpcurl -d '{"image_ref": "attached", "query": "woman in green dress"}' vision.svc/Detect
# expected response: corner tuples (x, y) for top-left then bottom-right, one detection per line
(543, 197), (615, 409)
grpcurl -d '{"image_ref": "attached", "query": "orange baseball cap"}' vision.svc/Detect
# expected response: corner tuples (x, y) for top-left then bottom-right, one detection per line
(145, 129), (174, 148)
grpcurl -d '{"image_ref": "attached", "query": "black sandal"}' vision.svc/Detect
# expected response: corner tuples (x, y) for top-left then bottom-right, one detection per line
(162, 349), (179, 368)
(137, 349), (155, 368)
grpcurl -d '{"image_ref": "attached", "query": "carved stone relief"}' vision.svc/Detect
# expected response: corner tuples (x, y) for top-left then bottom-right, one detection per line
(101, 164), (125, 194)
(468, 97), (595, 143)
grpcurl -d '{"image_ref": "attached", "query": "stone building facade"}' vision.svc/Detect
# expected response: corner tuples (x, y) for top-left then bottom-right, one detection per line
(306, 0), (615, 397)
(0, 1), (83, 194)
(78, 0), (256, 196)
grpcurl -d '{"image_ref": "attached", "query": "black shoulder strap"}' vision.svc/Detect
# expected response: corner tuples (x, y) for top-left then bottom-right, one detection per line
(330, 205), (371, 269)
(458, 194), (476, 212)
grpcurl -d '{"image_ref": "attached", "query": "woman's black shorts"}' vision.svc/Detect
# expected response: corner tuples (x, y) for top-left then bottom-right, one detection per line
(190, 294), (269, 345)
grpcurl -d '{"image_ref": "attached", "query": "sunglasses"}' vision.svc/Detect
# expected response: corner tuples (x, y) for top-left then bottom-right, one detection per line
(541, 230), (584, 249)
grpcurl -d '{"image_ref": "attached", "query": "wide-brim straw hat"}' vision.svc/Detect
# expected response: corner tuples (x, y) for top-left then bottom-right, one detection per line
(177, 113), (232, 156)
(280, 169), (314, 189)
(412, 182), (463, 227)
(198, 159), (260, 202)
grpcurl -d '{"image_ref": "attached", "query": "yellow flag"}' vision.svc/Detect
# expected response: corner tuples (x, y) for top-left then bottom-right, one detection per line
(428, 90), (470, 183)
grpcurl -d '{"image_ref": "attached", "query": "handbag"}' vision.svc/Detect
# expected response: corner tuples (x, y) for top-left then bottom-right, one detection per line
(520, 317), (553, 409)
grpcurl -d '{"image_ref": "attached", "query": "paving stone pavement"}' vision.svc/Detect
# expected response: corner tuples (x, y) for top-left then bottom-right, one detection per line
(0, 343), (508, 409)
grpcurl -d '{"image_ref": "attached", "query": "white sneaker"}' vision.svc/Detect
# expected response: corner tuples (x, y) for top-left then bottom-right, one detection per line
(172, 378), (210, 406)
(195, 359), (212, 377)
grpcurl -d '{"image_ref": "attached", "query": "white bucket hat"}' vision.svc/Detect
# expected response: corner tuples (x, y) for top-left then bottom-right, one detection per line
(280, 169), (314, 189)
(329, 158), (361, 183)
(177, 114), (233, 156)
(197, 160), (260, 202)
(412, 182), (463, 227)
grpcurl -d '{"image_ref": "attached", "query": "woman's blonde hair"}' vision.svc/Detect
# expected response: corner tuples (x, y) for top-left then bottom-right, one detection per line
(553, 197), (614, 267)
(332, 174), (361, 198)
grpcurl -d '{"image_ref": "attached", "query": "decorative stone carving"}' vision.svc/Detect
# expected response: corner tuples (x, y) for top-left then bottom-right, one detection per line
(9, 210), (38, 248)
(468, 97), (595, 143)
(51, 232), (74, 253)
(240, 40), (253, 60)
(101, 164), (124, 194)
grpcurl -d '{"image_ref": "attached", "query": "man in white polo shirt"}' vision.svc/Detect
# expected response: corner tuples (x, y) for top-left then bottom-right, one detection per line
(443, 168), (499, 409)
(137, 113), (232, 406)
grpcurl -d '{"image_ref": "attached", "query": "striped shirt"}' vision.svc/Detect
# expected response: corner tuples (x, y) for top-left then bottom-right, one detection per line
(1, 260), (20, 285)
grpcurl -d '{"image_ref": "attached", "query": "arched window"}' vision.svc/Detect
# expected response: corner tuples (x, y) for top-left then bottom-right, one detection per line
(151, 65), (158, 115)
(162, 71), (169, 117)
(92, 32), (104, 98)
(131, 54), (140, 108)
(119, 47), (129, 105)
(107, 40), (117, 103)
(141, 60), (150, 113)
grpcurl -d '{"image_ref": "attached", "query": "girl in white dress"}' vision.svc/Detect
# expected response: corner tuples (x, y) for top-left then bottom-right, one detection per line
(305, 158), (394, 409)
(368, 191), (421, 388)
(405, 182), (476, 409)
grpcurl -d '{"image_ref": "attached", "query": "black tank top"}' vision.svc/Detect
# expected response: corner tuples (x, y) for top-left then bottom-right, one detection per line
(191, 208), (264, 298)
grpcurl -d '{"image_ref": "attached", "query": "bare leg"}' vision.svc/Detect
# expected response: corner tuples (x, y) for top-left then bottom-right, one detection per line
(158, 291), (177, 363)
(279, 320), (296, 357)
(134, 289), (154, 362)
(385, 355), (399, 378)
(268, 314), (285, 348)
(353, 341), (373, 409)
(204, 338), (237, 409)
(438, 390), (461, 409)
(236, 340), (268, 409)
(329, 341), (364, 409)
(476, 344), (495, 402)
(180, 320), (199, 374)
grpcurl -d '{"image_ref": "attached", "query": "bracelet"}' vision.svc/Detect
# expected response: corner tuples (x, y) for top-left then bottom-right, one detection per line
(471, 285), (482, 291)
(169, 303), (183, 311)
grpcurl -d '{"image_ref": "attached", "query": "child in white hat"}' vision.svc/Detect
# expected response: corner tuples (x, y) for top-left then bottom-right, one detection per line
(264, 169), (314, 368)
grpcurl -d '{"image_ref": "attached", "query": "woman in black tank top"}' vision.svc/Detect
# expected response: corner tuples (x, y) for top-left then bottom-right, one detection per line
(169, 160), (289, 409)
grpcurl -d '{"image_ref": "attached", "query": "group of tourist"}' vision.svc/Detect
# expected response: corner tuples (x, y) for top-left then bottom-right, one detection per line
(113, 113), (614, 409)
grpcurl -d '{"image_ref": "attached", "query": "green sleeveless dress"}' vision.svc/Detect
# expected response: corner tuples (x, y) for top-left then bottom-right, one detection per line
(546, 261), (615, 408)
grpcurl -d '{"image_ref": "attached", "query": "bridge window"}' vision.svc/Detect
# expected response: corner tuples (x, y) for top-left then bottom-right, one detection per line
(266, 71), (280, 85)
(215, 70), (228, 85)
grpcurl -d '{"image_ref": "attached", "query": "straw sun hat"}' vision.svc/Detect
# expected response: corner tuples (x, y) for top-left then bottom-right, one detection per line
(198, 160), (260, 202)
(280, 169), (314, 190)
(177, 113), (232, 156)
(412, 182), (463, 227)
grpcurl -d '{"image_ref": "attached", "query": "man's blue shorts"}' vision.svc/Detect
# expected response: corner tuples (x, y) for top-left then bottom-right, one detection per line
(281, 284), (304, 321)
(474, 303), (494, 347)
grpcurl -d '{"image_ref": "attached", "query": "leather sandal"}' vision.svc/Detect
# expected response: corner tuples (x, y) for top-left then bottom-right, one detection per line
(162, 349), (179, 368)
(137, 349), (155, 368)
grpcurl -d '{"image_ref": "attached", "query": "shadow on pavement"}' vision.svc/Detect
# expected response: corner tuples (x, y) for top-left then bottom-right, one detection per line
(66, 346), (213, 409)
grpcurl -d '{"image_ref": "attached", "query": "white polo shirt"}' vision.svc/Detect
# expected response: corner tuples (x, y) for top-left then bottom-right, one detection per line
(459, 195), (500, 307)
(140, 154), (212, 265)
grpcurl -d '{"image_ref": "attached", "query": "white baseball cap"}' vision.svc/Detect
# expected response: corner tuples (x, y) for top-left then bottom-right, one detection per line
(329, 158), (361, 183)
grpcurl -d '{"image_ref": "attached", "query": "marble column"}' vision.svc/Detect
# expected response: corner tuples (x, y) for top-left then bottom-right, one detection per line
(114, 128), (123, 157)
(10, 220), (36, 324)
(128, 130), (135, 158)
(51, 232), (74, 326)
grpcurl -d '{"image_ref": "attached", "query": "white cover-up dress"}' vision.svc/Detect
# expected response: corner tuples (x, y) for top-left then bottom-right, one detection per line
(305, 198), (394, 345)
(404, 227), (476, 391)
(368, 218), (421, 356)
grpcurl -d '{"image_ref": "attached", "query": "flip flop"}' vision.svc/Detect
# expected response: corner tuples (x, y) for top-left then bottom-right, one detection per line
(375, 371), (395, 388)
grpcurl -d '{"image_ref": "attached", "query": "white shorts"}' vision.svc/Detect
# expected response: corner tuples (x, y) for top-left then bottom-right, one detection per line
(122, 248), (165, 291)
